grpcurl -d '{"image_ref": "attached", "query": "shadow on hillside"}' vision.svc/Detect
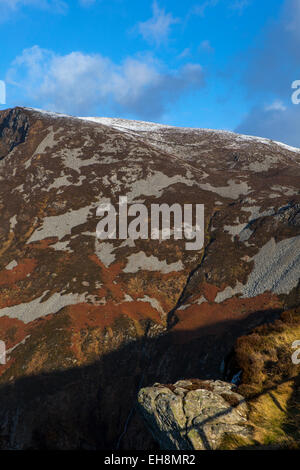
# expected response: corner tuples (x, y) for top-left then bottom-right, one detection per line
(0, 308), (283, 450)
(282, 373), (300, 448)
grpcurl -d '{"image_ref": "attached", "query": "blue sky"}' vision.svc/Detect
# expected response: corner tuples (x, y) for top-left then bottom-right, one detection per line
(1, 0), (300, 146)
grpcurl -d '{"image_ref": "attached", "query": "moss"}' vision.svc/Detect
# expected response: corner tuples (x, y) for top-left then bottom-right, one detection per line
(220, 392), (240, 407)
(218, 433), (255, 450)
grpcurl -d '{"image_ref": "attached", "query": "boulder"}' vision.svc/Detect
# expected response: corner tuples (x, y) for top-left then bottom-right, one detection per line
(138, 379), (251, 450)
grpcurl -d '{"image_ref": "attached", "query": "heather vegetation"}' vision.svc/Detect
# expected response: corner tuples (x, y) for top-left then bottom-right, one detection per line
(222, 306), (300, 449)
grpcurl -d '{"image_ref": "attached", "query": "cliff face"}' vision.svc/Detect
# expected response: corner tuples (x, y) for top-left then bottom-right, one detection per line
(0, 107), (299, 449)
(0, 108), (29, 160)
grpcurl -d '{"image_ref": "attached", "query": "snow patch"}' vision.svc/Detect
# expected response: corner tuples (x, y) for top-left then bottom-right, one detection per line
(27, 205), (93, 243)
(123, 252), (184, 274)
(0, 291), (91, 323)
(5, 260), (18, 270)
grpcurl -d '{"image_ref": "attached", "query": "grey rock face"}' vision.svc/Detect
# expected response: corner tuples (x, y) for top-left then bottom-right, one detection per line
(138, 379), (251, 450)
(0, 108), (29, 160)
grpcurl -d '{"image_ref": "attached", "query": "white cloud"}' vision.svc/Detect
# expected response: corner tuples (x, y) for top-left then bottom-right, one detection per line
(138, 1), (179, 45)
(0, 0), (67, 14)
(199, 40), (214, 53)
(0, 0), (97, 18)
(78, 0), (96, 5)
(192, 0), (219, 17)
(190, 0), (251, 18)
(7, 45), (205, 118)
(229, 0), (250, 14)
(178, 48), (191, 59)
(0, 0), (38, 7)
(265, 100), (287, 112)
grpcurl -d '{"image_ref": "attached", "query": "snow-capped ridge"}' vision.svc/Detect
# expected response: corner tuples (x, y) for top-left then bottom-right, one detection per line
(79, 116), (300, 154)
(16, 107), (300, 154)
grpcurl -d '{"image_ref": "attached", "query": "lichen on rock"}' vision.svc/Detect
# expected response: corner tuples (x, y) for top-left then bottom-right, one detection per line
(138, 379), (252, 450)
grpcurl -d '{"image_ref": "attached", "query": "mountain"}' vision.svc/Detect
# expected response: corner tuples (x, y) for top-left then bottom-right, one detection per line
(0, 106), (299, 449)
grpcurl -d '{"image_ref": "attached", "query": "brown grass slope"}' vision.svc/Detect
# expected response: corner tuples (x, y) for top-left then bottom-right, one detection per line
(221, 306), (300, 449)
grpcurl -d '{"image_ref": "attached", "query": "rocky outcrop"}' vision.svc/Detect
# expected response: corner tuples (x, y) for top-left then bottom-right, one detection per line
(138, 379), (251, 450)
(0, 107), (29, 160)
